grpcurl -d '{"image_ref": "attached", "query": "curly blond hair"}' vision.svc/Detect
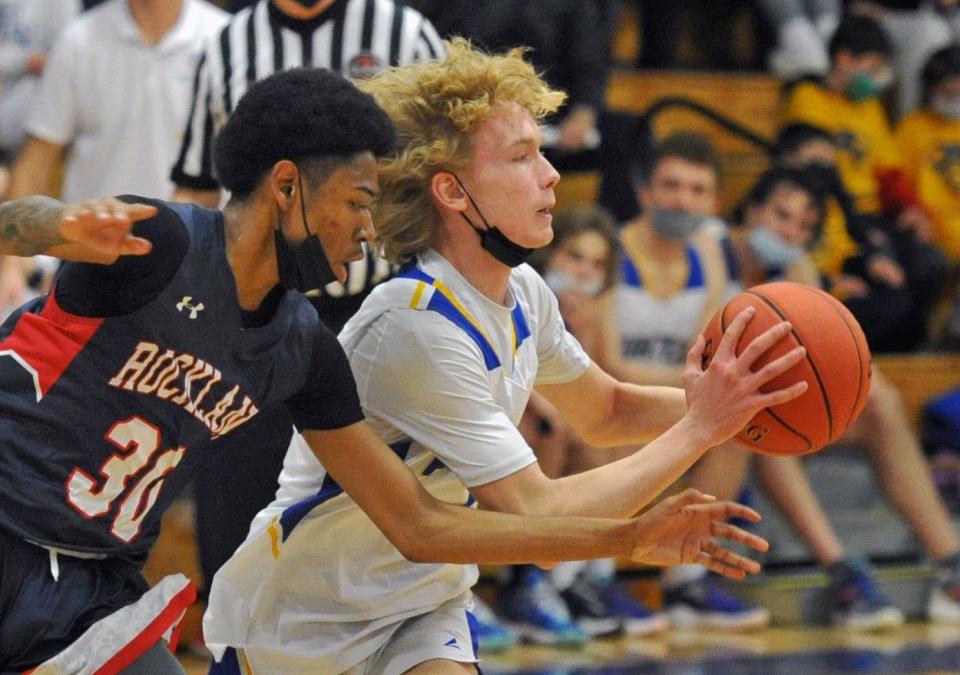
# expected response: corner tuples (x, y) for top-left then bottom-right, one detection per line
(359, 38), (566, 264)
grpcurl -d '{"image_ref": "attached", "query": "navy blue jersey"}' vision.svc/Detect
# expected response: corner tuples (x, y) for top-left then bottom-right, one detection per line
(0, 199), (363, 560)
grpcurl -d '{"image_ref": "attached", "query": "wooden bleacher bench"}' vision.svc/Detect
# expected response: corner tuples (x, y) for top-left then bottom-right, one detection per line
(556, 69), (782, 215)
(874, 352), (960, 428)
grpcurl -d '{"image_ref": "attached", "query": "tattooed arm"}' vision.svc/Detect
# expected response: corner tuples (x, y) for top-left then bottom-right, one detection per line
(0, 196), (156, 264)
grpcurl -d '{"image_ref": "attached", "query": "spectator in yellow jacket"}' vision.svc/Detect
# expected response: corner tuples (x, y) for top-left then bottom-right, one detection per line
(897, 44), (960, 347)
(896, 45), (960, 263)
(779, 14), (949, 351)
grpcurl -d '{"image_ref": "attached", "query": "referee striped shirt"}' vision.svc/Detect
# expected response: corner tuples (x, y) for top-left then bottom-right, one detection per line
(170, 0), (444, 322)
(172, 0), (443, 192)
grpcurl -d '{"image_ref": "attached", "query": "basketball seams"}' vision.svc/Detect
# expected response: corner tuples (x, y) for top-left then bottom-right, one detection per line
(745, 290), (834, 442)
(714, 294), (812, 453)
(763, 408), (813, 452)
(812, 287), (869, 438)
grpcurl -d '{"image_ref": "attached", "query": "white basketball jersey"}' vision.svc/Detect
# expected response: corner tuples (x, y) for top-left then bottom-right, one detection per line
(614, 246), (710, 366)
(203, 249), (590, 671)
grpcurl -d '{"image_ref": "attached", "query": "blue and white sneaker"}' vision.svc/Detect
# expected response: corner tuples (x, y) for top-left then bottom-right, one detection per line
(665, 576), (770, 630)
(559, 575), (622, 637)
(597, 580), (669, 636)
(828, 559), (904, 631)
(496, 567), (589, 647)
(470, 595), (517, 653)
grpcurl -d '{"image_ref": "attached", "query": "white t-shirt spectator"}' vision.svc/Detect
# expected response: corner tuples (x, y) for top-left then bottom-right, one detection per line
(26, 0), (227, 201)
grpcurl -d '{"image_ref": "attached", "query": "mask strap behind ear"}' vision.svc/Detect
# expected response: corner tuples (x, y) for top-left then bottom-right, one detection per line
(451, 173), (490, 232)
(297, 171), (312, 237)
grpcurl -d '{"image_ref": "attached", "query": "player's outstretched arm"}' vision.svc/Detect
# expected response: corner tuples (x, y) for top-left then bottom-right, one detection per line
(0, 195), (155, 263)
(482, 308), (808, 519)
(302, 421), (651, 565)
(629, 488), (768, 580)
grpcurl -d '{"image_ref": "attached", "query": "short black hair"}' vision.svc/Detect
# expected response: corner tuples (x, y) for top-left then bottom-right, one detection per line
(214, 67), (396, 198)
(743, 166), (825, 242)
(631, 131), (722, 187)
(922, 44), (960, 104)
(829, 14), (892, 60)
(773, 123), (835, 160)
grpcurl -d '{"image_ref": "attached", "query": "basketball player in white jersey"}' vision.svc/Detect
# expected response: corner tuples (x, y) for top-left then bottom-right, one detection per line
(203, 41), (809, 674)
(601, 131), (775, 630)
(609, 132), (728, 385)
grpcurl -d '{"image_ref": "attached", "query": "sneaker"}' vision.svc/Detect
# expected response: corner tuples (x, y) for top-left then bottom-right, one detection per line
(470, 595), (517, 654)
(928, 585), (960, 623)
(928, 553), (960, 623)
(597, 580), (669, 636)
(664, 576), (770, 630)
(828, 559), (905, 631)
(559, 575), (622, 637)
(496, 567), (589, 647)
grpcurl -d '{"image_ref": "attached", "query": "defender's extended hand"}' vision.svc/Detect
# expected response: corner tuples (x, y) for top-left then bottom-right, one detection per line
(60, 198), (155, 258)
(629, 488), (769, 580)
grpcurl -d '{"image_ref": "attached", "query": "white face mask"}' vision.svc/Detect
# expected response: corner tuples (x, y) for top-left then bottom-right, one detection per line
(748, 227), (804, 270)
(932, 94), (960, 121)
(544, 269), (604, 297)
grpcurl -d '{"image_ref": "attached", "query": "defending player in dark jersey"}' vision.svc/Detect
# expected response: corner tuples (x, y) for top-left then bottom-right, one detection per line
(0, 68), (774, 673)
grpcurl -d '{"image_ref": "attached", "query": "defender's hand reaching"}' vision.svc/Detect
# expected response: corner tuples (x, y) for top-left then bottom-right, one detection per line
(629, 489), (768, 580)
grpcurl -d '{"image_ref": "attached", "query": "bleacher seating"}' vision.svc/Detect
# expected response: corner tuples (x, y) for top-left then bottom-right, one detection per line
(555, 69), (781, 215)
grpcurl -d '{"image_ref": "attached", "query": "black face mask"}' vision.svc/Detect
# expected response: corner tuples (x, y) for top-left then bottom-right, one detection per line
(275, 173), (337, 293)
(452, 174), (534, 268)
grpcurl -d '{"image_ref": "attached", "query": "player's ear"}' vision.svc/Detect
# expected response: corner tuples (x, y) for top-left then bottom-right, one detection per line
(270, 160), (298, 208)
(431, 172), (468, 212)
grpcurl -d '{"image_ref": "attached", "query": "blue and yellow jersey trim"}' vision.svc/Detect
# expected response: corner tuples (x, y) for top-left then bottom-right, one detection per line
(273, 439), (413, 549)
(397, 265), (530, 370)
(621, 245), (705, 290)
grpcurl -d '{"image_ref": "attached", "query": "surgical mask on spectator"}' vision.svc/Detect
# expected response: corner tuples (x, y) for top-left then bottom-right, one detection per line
(932, 94), (960, 120)
(649, 208), (705, 241)
(748, 227), (804, 269)
(845, 71), (889, 102)
(543, 269), (604, 297)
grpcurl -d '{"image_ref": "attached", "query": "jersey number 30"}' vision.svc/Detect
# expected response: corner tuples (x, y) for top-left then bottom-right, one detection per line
(67, 416), (186, 543)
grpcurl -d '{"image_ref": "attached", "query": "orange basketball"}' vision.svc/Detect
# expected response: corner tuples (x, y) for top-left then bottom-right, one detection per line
(700, 281), (871, 456)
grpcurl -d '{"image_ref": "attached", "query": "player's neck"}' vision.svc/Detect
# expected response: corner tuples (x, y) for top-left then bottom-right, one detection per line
(222, 200), (282, 311)
(622, 221), (693, 300)
(273, 0), (337, 20)
(127, 0), (184, 46)
(624, 218), (685, 263)
(435, 229), (512, 306)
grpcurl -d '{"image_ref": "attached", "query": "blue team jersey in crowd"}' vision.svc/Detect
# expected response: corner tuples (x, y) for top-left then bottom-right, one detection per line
(0, 201), (338, 560)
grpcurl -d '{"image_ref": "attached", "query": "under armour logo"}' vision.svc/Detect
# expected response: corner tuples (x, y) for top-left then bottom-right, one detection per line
(176, 296), (205, 319)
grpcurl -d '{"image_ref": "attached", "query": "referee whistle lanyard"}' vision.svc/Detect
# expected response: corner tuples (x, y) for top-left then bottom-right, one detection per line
(274, 172), (338, 293)
(452, 174), (535, 268)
